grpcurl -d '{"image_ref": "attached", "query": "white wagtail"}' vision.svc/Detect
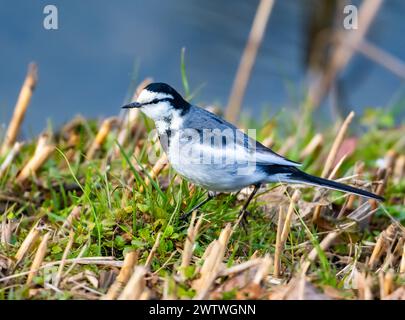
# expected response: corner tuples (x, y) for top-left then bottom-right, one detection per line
(122, 83), (384, 219)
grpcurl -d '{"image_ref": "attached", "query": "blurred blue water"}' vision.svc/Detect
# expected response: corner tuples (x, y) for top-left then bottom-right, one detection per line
(0, 0), (404, 137)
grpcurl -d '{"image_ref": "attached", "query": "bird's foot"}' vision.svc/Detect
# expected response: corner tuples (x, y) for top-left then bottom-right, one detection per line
(179, 210), (192, 221)
(238, 209), (251, 234)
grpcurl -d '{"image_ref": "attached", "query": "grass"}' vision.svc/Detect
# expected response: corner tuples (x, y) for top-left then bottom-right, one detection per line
(0, 83), (405, 299)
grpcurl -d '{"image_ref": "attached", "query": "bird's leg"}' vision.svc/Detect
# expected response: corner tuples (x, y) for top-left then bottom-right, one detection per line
(180, 191), (216, 220)
(238, 184), (260, 230)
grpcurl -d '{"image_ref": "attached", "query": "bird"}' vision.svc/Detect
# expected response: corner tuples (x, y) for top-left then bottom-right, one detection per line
(122, 82), (384, 220)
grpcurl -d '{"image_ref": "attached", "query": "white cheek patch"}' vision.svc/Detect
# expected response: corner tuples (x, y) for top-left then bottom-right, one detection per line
(141, 101), (171, 120)
(136, 89), (173, 104)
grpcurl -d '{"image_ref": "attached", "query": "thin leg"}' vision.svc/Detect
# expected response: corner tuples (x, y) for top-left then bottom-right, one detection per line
(238, 184), (260, 230)
(180, 191), (216, 220)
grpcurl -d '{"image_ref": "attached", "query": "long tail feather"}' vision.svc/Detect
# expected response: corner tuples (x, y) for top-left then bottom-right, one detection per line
(287, 169), (384, 201)
(263, 165), (384, 201)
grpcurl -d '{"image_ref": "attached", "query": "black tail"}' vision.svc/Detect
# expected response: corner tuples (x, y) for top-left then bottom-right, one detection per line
(264, 166), (384, 201)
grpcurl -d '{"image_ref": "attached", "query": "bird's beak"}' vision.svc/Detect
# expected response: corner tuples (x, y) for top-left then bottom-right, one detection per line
(122, 102), (142, 109)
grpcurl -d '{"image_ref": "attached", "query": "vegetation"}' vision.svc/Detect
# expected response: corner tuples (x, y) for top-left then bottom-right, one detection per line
(0, 62), (405, 300)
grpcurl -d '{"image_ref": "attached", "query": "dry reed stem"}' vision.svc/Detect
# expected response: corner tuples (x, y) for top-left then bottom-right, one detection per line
(53, 229), (75, 287)
(280, 190), (301, 244)
(322, 111), (355, 178)
(14, 222), (41, 265)
(346, 161), (365, 210)
(384, 149), (397, 174)
(180, 211), (203, 280)
(383, 269), (394, 298)
(328, 154), (348, 180)
(117, 266), (147, 300)
(139, 154), (168, 192)
(369, 224), (397, 268)
(219, 258), (262, 277)
(307, 0), (383, 107)
(102, 250), (138, 300)
(194, 224), (232, 299)
(1, 63), (37, 155)
(225, 0), (275, 123)
(26, 232), (50, 285)
(0, 142), (23, 179)
(370, 167), (390, 211)
(299, 133), (323, 160)
(86, 118), (114, 160)
(145, 232), (162, 269)
(277, 136), (296, 156)
(355, 39), (405, 80)
(0, 257), (123, 283)
(393, 155), (405, 184)
(1, 217), (13, 246)
(16, 134), (55, 183)
(357, 272), (373, 300)
(400, 242), (405, 274)
(312, 111), (354, 222)
(253, 254), (272, 285)
(301, 231), (341, 274)
(274, 206), (286, 277)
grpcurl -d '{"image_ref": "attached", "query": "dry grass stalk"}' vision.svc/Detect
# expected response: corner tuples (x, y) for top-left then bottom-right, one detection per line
(14, 222), (41, 265)
(370, 167), (390, 211)
(219, 258), (262, 277)
(180, 211), (203, 280)
(57, 206), (82, 236)
(369, 224), (397, 268)
(145, 232), (162, 269)
(225, 0), (275, 123)
(382, 269), (395, 298)
(117, 266), (147, 300)
(312, 112), (354, 222)
(277, 136), (296, 156)
(1, 63), (38, 156)
(194, 224), (232, 299)
(86, 118), (114, 160)
(299, 133), (323, 160)
(26, 232), (50, 285)
(273, 190), (301, 277)
(393, 155), (405, 184)
(53, 229), (75, 287)
(357, 272), (373, 300)
(328, 154), (348, 180)
(346, 161), (365, 210)
(139, 154), (168, 193)
(400, 241), (405, 274)
(301, 231), (341, 274)
(354, 39), (405, 80)
(0, 142), (23, 179)
(16, 134), (55, 183)
(274, 206), (286, 277)
(322, 111), (355, 178)
(1, 217), (13, 246)
(280, 190), (301, 245)
(384, 149), (397, 174)
(253, 254), (272, 285)
(102, 250), (138, 300)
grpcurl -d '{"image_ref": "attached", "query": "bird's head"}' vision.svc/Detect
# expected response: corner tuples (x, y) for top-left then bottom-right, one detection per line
(122, 83), (190, 122)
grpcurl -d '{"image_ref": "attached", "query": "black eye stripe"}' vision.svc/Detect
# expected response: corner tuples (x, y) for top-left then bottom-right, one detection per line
(148, 97), (172, 105)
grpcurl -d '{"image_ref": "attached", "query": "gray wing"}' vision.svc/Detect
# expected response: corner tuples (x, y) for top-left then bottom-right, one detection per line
(181, 105), (301, 167)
